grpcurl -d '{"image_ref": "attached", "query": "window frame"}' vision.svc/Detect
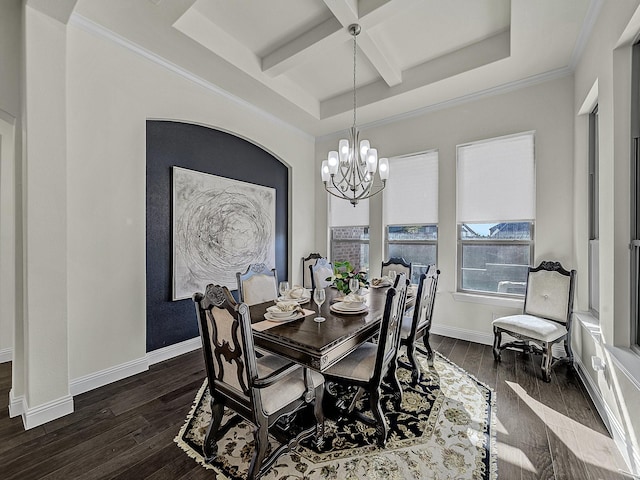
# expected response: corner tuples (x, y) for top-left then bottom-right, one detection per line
(385, 223), (438, 283)
(457, 222), (535, 298)
(588, 104), (600, 316)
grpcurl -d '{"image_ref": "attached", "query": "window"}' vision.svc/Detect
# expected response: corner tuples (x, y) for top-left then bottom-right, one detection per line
(589, 105), (599, 315)
(384, 151), (438, 284)
(329, 195), (369, 274)
(457, 132), (535, 296)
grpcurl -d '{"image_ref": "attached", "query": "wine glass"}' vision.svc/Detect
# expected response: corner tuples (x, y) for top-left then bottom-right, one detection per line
(349, 277), (360, 295)
(278, 281), (289, 299)
(313, 288), (326, 322)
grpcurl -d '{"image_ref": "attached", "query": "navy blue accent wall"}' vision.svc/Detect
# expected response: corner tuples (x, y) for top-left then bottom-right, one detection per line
(146, 120), (289, 352)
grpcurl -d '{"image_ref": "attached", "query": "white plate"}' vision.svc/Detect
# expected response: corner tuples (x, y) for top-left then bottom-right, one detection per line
(264, 312), (299, 322)
(330, 302), (368, 315)
(277, 296), (310, 304)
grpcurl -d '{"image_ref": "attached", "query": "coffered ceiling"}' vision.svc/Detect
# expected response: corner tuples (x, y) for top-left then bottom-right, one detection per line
(72, 0), (595, 136)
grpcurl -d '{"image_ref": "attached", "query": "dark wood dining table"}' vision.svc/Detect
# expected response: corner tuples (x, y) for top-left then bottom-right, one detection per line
(250, 285), (412, 372)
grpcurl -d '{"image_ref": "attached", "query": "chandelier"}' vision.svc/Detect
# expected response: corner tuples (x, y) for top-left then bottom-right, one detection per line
(321, 24), (389, 206)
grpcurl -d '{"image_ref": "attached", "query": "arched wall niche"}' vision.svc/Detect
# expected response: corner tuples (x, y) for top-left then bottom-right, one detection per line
(145, 120), (289, 352)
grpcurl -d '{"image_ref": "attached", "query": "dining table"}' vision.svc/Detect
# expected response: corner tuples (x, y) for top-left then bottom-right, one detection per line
(250, 284), (414, 372)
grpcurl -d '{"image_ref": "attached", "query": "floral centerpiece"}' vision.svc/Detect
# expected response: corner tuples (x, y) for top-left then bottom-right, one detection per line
(326, 260), (370, 295)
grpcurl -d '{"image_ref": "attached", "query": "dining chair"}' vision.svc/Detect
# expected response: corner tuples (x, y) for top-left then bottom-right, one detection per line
(398, 265), (440, 384)
(302, 253), (323, 289)
(193, 284), (325, 480)
(323, 273), (409, 447)
(236, 263), (278, 306)
(310, 257), (333, 290)
(381, 257), (412, 280)
(492, 260), (576, 382)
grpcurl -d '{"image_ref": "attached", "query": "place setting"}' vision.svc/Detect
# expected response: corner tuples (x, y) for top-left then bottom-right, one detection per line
(329, 278), (369, 315)
(253, 299), (316, 331)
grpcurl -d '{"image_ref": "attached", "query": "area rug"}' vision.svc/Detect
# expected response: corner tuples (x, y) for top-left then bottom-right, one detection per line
(175, 352), (497, 479)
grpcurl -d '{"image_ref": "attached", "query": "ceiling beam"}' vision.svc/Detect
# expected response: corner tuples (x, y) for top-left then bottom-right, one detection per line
(261, 17), (344, 77)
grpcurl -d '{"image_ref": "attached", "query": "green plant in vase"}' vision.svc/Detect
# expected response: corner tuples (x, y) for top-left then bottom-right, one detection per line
(326, 260), (369, 295)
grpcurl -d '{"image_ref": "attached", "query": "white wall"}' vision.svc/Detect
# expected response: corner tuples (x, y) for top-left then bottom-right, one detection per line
(65, 21), (317, 381)
(316, 75), (575, 344)
(572, 0), (640, 471)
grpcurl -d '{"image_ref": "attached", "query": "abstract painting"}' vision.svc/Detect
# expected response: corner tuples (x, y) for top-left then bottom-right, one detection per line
(172, 166), (276, 300)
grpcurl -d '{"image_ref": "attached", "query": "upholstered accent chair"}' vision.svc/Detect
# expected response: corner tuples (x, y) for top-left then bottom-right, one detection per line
(310, 257), (333, 290)
(492, 261), (576, 382)
(323, 273), (409, 447)
(399, 265), (440, 384)
(381, 257), (412, 280)
(193, 284), (325, 480)
(237, 263), (278, 306)
(302, 253), (323, 289)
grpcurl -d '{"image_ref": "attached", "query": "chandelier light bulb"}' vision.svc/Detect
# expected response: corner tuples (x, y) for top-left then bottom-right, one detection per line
(321, 160), (330, 182)
(359, 140), (370, 159)
(327, 151), (339, 174)
(338, 139), (349, 163)
(379, 158), (389, 180)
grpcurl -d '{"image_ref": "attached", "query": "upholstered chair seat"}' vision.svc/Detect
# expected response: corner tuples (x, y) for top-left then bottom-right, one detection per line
(258, 363), (324, 415)
(492, 314), (567, 342)
(324, 342), (378, 382)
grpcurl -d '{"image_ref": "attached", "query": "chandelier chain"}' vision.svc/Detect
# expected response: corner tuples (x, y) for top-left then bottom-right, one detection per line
(353, 29), (357, 129)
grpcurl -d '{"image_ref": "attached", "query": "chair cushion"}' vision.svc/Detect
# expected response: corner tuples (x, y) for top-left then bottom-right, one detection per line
(323, 342), (378, 382)
(492, 314), (567, 342)
(257, 354), (324, 415)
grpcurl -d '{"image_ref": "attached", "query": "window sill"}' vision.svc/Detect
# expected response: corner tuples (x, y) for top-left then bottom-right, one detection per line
(452, 292), (524, 309)
(573, 311), (640, 391)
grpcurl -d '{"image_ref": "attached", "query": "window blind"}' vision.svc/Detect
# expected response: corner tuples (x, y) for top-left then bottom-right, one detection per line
(329, 195), (369, 227)
(457, 132), (535, 223)
(384, 151), (438, 225)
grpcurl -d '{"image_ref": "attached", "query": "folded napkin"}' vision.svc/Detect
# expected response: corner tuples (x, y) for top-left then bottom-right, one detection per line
(287, 285), (310, 299)
(274, 300), (299, 312)
(371, 277), (391, 287)
(342, 293), (365, 304)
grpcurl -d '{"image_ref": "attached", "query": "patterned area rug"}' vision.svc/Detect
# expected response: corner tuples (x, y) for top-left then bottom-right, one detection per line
(175, 352), (497, 479)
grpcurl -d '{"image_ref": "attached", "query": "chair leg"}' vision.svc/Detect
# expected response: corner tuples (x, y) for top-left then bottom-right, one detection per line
(313, 384), (325, 450)
(388, 358), (403, 408)
(423, 332), (434, 367)
(492, 327), (502, 361)
(406, 341), (420, 384)
(369, 385), (389, 447)
(203, 396), (224, 461)
(541, 341), (552, 382)
(247, 418), (269, 480)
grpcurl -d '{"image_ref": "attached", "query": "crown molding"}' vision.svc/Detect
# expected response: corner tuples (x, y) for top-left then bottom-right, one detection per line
(569, 0), (604, 70)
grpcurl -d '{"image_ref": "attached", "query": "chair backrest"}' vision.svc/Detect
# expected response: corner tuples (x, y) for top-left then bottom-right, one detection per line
(236, 263), (278, 306)
(302, 253), (323, 289)
(374, 273), (409, 380)
(523, 261), (576, 324)
(310, 257), (333, 289)
(193, 285), (258, 413)
(381, 257), (412, 279)
(407, 265), (440, 339)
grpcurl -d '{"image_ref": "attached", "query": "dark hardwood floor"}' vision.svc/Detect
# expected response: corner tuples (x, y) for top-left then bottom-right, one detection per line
(0, 335), (632, 479)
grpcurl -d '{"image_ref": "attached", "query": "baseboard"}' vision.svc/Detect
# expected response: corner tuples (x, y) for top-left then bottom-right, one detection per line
(0, 347), (12, 363)
(146, 337), (201, 366)
(22, 394), (74, 430)
(574, 354), (640, 477)
(69, 356), (149, 396)
(8, 388), (24, 418)
(431, 323), (494, 346)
